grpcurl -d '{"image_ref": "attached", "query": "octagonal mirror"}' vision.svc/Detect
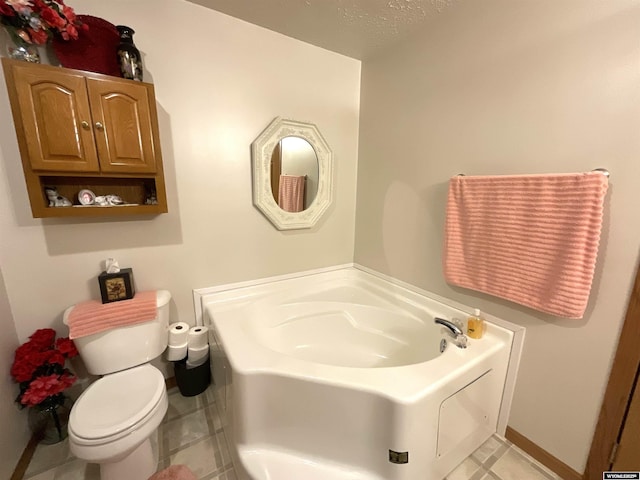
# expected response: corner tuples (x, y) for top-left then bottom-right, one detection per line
(251, 117), (333, 230)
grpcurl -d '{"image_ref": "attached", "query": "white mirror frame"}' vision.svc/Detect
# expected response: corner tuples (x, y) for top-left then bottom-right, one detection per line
(251, 117), (333, 230)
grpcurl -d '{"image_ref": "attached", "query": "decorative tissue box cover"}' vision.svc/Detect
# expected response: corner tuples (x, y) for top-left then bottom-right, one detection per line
(98, 268), (135, 304)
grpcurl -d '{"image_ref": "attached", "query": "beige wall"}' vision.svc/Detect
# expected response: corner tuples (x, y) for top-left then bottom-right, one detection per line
(0, 265), (30, 478)
(355, 0), (640, 473)
(0, 0), (360, 345)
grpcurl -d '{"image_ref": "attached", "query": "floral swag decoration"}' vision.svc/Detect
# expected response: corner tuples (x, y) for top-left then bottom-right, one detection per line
(11, 328), (78, 411)
(0, 0), (86, 45)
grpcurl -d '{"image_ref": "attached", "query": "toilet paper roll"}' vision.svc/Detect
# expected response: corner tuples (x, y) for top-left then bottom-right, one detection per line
(186, 351), (209, 369)
(166, 342), (188, 361)
(187, 344), (209, 364)
(187, 326), (209, 349)
(168, 322), (190, 347)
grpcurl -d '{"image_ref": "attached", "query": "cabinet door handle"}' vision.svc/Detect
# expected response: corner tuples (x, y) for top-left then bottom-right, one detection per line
(81, 121), (90, 130)
(95, 122), (104, 131)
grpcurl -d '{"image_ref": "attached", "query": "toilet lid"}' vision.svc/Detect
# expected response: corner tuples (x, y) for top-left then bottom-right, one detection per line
(70, 364), (165, 440)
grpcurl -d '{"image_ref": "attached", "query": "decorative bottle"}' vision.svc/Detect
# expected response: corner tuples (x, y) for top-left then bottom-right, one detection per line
(4, 27), (40, 63)
(116, 25), (143, 81)
(467, 308), (485, 339)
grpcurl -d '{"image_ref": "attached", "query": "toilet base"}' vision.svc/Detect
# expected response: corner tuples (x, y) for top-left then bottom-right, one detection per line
(100, 433), (159, 480)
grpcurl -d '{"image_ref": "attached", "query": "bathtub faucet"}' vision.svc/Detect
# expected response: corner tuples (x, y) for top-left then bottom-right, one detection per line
(434, 317), (467, 349)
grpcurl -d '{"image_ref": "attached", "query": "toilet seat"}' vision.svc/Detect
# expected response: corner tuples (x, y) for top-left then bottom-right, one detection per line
(69, 364), (165, 445)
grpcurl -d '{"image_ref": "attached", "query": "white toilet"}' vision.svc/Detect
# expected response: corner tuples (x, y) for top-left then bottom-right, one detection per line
(62, 290), (172, 480)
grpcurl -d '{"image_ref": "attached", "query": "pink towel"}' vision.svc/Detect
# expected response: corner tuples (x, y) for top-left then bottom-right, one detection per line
(443, 172), (608, 318)
(278, 175), (305, 212)
(67, 291), (158, 339)
(148, 465), (197, 480)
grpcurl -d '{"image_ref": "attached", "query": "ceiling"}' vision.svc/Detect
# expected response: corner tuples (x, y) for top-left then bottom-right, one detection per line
(187, 0), (456, 60)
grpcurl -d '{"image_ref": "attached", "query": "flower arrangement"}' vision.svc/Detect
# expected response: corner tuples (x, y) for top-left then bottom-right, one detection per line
(0, 0), (86, 45)
(11, 328), (78, 410)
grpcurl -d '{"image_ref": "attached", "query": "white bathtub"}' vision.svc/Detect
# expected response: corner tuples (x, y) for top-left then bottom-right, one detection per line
(198, 266), (524, 480)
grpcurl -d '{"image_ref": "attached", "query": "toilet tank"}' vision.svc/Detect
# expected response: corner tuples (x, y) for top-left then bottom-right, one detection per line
(63, 290), (172, 375)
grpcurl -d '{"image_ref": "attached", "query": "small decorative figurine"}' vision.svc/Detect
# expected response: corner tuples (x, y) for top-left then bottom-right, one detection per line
(94, 195), (125, 206)
(44, 187), (72, 207)
(145, 188), (158, 205)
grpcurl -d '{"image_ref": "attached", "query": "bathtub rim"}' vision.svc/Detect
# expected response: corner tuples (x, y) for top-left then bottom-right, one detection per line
(194, 262), (524, 335)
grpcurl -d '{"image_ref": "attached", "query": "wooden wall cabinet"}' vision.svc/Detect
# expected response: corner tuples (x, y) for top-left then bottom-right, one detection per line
(2, 58), (168, 218)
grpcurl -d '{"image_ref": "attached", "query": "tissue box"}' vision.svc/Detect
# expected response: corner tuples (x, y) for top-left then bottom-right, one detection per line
(98, 268), (135, 304)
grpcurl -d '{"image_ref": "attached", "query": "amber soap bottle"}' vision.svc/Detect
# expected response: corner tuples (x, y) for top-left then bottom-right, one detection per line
(467, 308), (485, 339)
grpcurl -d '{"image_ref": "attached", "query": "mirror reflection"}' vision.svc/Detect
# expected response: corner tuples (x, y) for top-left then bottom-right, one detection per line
(270, 136), (319, 213)
(251, 116), (333, 231)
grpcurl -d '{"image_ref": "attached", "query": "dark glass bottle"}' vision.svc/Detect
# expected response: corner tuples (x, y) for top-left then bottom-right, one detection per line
(116, 25), (143, 81)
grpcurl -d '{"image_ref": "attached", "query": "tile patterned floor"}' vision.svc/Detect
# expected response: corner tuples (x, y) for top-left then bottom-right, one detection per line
(22, 385), (235, 480)
(445, 435), (562, 480)
(21, 384), (561, 480)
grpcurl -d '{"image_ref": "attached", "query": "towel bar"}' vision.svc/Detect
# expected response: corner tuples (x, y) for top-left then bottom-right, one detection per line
(456, 168), (610, 178)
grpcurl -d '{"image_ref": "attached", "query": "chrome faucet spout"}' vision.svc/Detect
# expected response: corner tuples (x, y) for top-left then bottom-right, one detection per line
(434, 317), (463, 336)
(434, 317), (467, 349)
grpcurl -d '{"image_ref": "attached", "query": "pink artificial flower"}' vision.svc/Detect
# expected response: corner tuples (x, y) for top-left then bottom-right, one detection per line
(20, 373), (76, 406)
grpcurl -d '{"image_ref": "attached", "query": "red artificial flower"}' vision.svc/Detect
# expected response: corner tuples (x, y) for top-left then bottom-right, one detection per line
(14, 341), (39, 360)
(45, 349), (66, 366)
(33, 350), (53, 366)
(55, 337), (78, 358)
(13, 352), (35, 376)
(28, 329), (56, 350)
(39, 6), (66, 30)
(10, 359), (36, 383)
(64, 24), (78, 40)
(0, 1), (15, 17)
(61, 4), (75, 23)
(11, 348), (51, 382)
(28, 27), (49, 45)
(12, 329), (78, 407)
(1, 0), (83, 43)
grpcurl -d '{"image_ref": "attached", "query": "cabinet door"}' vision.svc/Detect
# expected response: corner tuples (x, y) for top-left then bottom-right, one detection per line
(87, 78), (158, 173)
(11, 63), (100, 172)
